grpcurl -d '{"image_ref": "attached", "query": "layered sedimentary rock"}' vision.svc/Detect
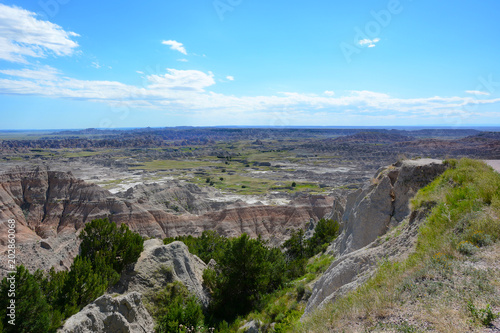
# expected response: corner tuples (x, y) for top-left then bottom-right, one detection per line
(0, 166), (332, 275)
(58, 292), (154, 333)
(303, 159), (447, 316)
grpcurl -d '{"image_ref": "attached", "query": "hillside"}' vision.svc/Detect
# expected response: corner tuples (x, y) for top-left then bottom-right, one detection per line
(299, 159), (500, 332)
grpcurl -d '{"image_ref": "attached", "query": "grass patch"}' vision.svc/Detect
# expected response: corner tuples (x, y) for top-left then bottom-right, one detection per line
(130, 159), (221, 171)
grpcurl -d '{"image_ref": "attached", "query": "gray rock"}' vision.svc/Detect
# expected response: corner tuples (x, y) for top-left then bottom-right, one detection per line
(303, 159), (446, 317)
(333, 159), (445, 256)
(113, 239), (210, 307)
(239, 319), (262, 333)
(58, 292), (154, 333)
(304, 208), (430, 317)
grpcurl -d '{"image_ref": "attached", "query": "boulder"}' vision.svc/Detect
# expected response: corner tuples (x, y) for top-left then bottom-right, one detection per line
(58, 292), (154, 333)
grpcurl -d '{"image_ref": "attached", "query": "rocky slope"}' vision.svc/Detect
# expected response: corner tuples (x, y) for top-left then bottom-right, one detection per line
(304, 159), (447, 316)
(0, 166), (332, 275)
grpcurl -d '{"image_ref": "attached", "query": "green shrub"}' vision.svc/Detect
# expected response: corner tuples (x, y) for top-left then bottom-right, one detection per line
(206, 234), (287, 321)
(148, 282), (205, 333)
(468, 301), (499, 326)
(165, 230), (229, 264)
(468, 230), (493, 247)
(296, 282), (305, 301)
(457, 241), (479, 255)
(306, 218), (339, 256)
(79, 218), (144, 274)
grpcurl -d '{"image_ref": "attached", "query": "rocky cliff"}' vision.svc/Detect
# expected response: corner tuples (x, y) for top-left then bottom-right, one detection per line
(331, 159), (446, 256)
(0, 166), (332, 275)
(304, 159), (447, 316)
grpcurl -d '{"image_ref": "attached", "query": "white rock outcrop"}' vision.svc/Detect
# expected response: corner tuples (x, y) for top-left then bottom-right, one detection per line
(113, 239), (209, 307)
(333, 159), (446, 256)
(58, 292), (154, 333)
(303, 159), (447, 317)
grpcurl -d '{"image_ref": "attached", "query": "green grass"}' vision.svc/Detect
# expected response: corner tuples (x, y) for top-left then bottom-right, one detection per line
(306, 255), (335, 275)
(297, 159), (500, 332)
(62, 151), (103, 158)
(130, 159), (221, 171)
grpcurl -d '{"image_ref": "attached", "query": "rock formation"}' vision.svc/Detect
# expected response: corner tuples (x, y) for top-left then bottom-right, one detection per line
(304, 209), (430, 316)
(332, 159), (446, 256)
(0, 166), (332, 276)
(112, 239), (209, 307)
(58, 292), (154, 333)
(303, 159), (447, 316)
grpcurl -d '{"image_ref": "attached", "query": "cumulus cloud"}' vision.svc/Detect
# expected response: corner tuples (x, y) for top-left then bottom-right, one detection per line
(146, 69), (215, 91)
(324, 90), (335, 96)
(358, 38), (380, 48)
(466, 90), (490, 96)
(226, 76), (234, 81)
(162, 40), (187, 55)
(0, 3), (79, 63)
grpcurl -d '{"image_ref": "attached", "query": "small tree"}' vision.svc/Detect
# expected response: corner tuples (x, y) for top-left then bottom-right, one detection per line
(291, 182), (297, 188)
(306, 218), (340, 256)
(79, 218), (144, 273)
(0, 266), (51, 333)
(205, 234), (285, 321)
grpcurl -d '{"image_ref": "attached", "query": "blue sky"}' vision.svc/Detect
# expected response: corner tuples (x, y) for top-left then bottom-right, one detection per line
(0, 0), (499, 129)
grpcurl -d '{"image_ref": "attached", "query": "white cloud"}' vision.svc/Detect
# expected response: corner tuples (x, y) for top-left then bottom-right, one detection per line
(358, 38), (380, 48)
(146, 69), (215, 91)
(226, 76), (234, 81)
(0, 3), (79, 63)
(324, 90), (335, 96)
(162, 40), (187, 55)
(1, 65), (499, 124)
(177, 58), (189, 62)
(136, 70), (144, 74)
(92, 62), (101, 69)
(466, 90), (490, 96)
(0, 65), (60, 80)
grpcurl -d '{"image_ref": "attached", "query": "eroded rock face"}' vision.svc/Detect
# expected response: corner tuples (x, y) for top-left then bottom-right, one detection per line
(303, 209), (430, 317)
(333, 159), (446, 256)
(58, 292), (154, 333)
(0, 166), (332, 276)
(303, 159), (447, 317)
(113, 239), (210, 307)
